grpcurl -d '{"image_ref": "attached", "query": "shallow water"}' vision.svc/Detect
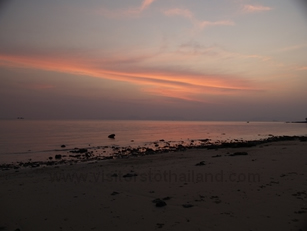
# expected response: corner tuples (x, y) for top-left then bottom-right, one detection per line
(0, 120), (306, 163)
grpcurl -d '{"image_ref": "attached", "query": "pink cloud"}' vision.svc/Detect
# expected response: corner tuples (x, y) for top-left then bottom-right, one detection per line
(139, 0), (156, 11)
(243, 4), (272, 13)
(0, 52), (260, 103)
(163, 8), (193, 19)
(198, 20), (235, 29)
(98, 0), (157, 18)
(163, 8), (234, 30)
(297, 66), (307, 71)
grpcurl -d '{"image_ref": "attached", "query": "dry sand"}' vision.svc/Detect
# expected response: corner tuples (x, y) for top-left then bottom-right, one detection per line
(1, 140), (307, 231)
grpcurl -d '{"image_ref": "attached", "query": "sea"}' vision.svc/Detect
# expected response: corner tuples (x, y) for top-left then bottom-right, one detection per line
(0, 120), (306, 164)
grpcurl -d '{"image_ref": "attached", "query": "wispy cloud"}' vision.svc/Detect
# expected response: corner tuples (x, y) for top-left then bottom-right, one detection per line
(163, 8), (234, 30)
(198, 20), (234, 28)
(242, 4), (272, 13)
(139, 0), (156, 11)
(163, 8), (193, 19)
(174, 41), (271, 62)
(274, 43), (307, 53)
(98, 0), (157, 18)
(0, 51), (259, 103)
(296, 66), (307, 71)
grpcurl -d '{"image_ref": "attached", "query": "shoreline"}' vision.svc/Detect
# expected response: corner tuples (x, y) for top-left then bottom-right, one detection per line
(0, 136), (306, 230)
(1, 135), (306, 170)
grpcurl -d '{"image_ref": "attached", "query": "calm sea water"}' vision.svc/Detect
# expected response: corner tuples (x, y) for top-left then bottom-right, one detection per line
(0, 120), (306, 163)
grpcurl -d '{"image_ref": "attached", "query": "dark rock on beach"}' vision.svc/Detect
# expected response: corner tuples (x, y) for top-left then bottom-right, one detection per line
(108, 134), (115, 139)
(70, 148), (88, 154)
(156, 201), (167, 207)
(156, 223), (165, 228)
(152, 198), (162, 203)
(30, 162), (40, 168)
(299, 136), (307, 142)
(153, 198), (167, 207)
(123, 173), (138, 178)
(69, 154), (81, 158)
(199, 139), (210, 142)
(195, 161), (206, 166)
(182, 204), (194, 208)
(79, 148), (88, 153)
(229, 152), (248, 156)
(212, 155), (222, 158)
(55, 154), (62, 159)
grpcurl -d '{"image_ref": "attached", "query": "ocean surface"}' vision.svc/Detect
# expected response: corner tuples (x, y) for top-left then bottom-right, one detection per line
(0, 120), (306, 163)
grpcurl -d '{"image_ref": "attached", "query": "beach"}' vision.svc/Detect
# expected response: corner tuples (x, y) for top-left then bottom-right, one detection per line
(1, 138), (307, 231)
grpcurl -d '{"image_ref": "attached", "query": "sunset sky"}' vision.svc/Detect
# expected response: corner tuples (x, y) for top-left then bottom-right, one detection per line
(0, 0), (306, 121)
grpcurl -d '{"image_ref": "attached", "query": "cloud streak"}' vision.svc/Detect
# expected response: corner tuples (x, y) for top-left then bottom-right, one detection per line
(242, 4), (272, 13)
(98, 0), (157, 18)
(0, 51), (260, 103)
(139, 0), (156, 11)
(163, 8), (234, 30)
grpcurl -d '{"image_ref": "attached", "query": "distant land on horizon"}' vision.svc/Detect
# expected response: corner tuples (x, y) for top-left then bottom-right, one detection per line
(2, 116), (307, 123)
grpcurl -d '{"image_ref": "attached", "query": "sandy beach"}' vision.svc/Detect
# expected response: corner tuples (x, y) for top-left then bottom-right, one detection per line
(1, 139), (307, 231)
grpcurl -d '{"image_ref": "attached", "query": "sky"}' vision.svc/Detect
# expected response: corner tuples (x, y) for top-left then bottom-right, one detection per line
(0, 0), (306, 121)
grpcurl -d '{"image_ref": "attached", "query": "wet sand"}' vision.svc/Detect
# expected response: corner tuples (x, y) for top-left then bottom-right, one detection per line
(1, 139), (307, 231)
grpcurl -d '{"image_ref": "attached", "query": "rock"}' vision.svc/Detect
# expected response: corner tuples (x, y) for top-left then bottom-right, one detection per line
(61, 145), (66, 148)
(79, 148), (88, 153)
(156, 200), (167, 207)
(299, 137), (307, 142)
(156, 223), (165, 229)
(30, 162), (40, 168)
(199, 139), (210, 142)
(210, 196), (222, 204)
(212, 155), (222, 158)
(294, 210), (307, 214)
(55, 154), (62, 159)
(108, 134), (115, 139)
(69, 154), (81, 158)
(70, 148), (88, 154)
(195, 161), (205, 166)
(152, 198), (167, 207)
(229, 152), (248, 156)
(85, 152), (92, 158)
(182, 204), (193, 208)
(123, 173), (138, 178)
(152, 198), (162, 203)
(103, 156), (113, 160)
(111, 191), (119, 196)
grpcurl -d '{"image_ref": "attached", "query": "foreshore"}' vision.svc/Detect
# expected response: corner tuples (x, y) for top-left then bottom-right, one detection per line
(1, 135), (306, 170)
(0, 136), (307, 230)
